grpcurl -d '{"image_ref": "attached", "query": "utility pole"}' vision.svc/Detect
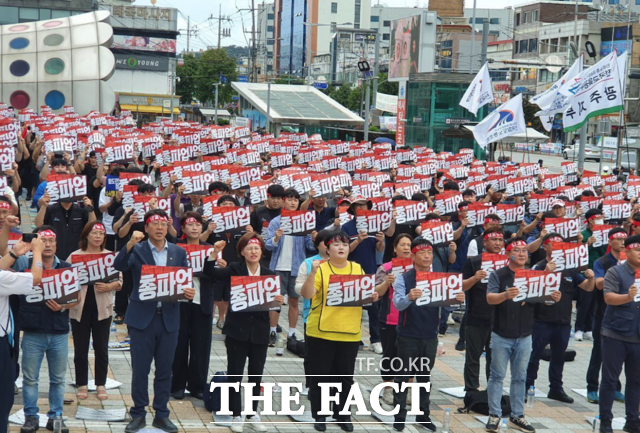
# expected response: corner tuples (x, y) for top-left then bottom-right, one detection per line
(213, 5), (232, 49)
(251, 0), (257, 83)
(469, 0), (477, 73)
(214, 83), (220, 124)
(480, 19), (488, 66)
(364, 79), (371, 141)
(616, 0), (633, 168)
(373, 34), (380, 107)
(186, 16), (190, 52)
(573, 0), (587, 171)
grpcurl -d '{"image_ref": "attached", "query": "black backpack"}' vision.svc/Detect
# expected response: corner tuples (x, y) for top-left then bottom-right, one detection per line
(287, 337), (306, 358)
(203, 371), (229, 413)
(541, 348), (576, 362)
(458, 390), (511, 416)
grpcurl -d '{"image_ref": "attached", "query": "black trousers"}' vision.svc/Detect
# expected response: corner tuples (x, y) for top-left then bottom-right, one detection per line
(587, 314), (622, 393)
(105, 234), (116, 252)
(575, 289), (595, 332)
(458, 312), (467, 342)
(600, 336), (640, 423)
(171, 302), (213, 394)
(526, 322), (571, 392)
(10, 295), (20, 377)
(115, 282), (133, 317)
(393, 335), (437, 421)
(380, 323), (398, 381)
(0, 336), (15, 433)
(307, 336), (360, 420)
(464, 324), (492, 392)
(225, 336), (268, 417)
(129, 313), (178, 419)
(70, 287), (111, 387)
(304, 324), (310, 388)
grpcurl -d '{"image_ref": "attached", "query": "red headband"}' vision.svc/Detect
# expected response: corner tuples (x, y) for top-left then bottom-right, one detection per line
(506, 240), (527, 252)
(146, 214), (168, 224)
(247, 238), (261, 246)
(0, 201), (11, 210)
(587, 214), (603, 221)
(182, 217), (200, 226)
(484, 232), (504, 241)
(412, 244), (433, 254)
(485, 217), (500, 224)
(39, 229), (56, 238)
(610, 231), (627, 240)
(92, 223), (106, 233)
(544, 236), (563, 245)
(633, 220), (640, 228)
(626, 243), (640, 250)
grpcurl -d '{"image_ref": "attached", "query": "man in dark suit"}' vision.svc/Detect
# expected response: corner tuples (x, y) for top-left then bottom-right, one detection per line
(113, 209), (195, 433)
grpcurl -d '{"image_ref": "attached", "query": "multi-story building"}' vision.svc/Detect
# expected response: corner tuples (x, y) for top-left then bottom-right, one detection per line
(0, 0), (97, 25)
(436, 24), (497, 73)
(464, 8), (514, 40)
(256, 2), (275, 82)
(275, 0), (371, 77)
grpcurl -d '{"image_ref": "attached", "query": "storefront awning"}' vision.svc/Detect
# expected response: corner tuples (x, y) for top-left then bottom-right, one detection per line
(121, 104), (180, 115)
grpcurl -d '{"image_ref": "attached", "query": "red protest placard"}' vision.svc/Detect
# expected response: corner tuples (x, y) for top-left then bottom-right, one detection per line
(420, 221), (454, 247)
(434, 191), (463, 216)
(132, 196), (171, 219)
(603, 200), (632, 221)
(46, 174), (87, 203)
(230, 275), (281, 312)
(280, 210), (315, 236)
(182, 170), (217, 196)
(178, 244), (215, 274)
(544, 217), (580, 241)
(326, 274), (376, 307)
(24, 268), (81, 305)
(495, 204), (526, 224)
(592, 225), (621, 248)
(394, 200), (429, 226)
(250, 180), (271, 205)
(206, 206), (251, 233)
(139, 266), (193, 302)
(310, 174), (341, 198)
(229, 166), (262, 190)
(415, 272), (463, 307)
(513, 270), (562, 303)
(479, 253), (509, 283)
(355, 210), (392, 234)
(391, 258), (414, 277)
(550, 242), (589, 272)
(71, 253), (119, 285)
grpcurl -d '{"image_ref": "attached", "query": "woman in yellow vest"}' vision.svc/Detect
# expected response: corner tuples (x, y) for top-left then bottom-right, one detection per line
(301, 231), (379, 432)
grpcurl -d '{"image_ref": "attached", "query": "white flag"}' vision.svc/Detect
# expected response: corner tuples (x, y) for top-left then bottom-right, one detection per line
(618, 51), (628, 95)
(472, 94), (526, 149)
(532, 57), (583, 110)
(562, 52), (624, 132)
(460, 63), (494, 116)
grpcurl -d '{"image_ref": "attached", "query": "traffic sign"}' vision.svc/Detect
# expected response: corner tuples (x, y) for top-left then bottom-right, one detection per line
(313, 82), (328, 90)
(238, 76), (248, 83)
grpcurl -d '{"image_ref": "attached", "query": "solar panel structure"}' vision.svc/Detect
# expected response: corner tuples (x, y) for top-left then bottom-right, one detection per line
(252, 90), (349, 120)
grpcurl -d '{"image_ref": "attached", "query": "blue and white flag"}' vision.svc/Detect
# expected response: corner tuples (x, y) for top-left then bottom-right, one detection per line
(460, 63), (494, 116)
(472, 94), (526, 149)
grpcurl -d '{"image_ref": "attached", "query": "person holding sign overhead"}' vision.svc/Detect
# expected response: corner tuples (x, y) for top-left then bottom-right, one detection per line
(392, 238), (465, 431)
(485, 238), (561, 433)
(598, 235), (640, 433)
(301, 231), (379, 433)
(67, 221), (122, 401)
(11, 227), (78, 433)
(203, 232), (284, 433)
(0, 237), (44, 433)
(113, 209), (195, 433)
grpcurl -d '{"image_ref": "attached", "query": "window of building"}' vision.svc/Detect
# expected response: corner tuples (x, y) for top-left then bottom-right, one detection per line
(382, 33), (390, 41)
(515, 42), (520, 54)
(516, 13), (520, 26)
(532, 10), (538, 22)
(520, 39), (528, 52)
(354, 23), (359, 29)
(331, 2), (338, 13)
(19, 8), (39, 22)
(330, 22), (337, 32)
(40, 9), (51, 20)
(529, 38), (537, 52)
(609, 0), (620, 4)
(383, 20), (391, 27)
(51, 10), (71, 18)
(489, 18), (500, 25)
(268, 13), (274, 19)
(524, 12), (529, 23)
(267, 39), (274, 45)
(0, 6), (18, 24)
(371, 15), (379, 22)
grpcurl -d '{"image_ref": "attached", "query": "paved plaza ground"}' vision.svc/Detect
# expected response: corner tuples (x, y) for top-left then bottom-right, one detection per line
(9, 196), (622, 433)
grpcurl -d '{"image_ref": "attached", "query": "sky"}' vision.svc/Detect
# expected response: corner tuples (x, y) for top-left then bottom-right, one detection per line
(148, 0), (523, 52)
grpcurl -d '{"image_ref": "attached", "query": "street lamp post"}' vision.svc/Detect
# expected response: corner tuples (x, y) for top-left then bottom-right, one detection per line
(303, 22), (352, 83)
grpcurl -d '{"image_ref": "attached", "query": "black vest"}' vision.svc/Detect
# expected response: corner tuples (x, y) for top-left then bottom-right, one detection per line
(491, 266), (535, 339)
(464, 255), (494, 326)
(533, 259), (580, 325)
(20, 259), (72, 335)
(396, 269), (440, 340)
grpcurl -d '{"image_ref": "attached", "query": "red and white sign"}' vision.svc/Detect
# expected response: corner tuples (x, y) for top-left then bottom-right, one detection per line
(132, 196), (171, 219)
(420, 221), (454, 247)
(250, 181), (271, 205)
(230, 275), (282, 312)
(105, 141), (134, 163)
(395, 200), (430, 225)
(480, 253), (509, 283)
(550, 242), (589, 272)
(434, 191), (463, 216)
(206, 206), (251, 233)
(506, 177), (536, 196)
(310, 174), (341, 198)
(139, 266), (193, 302)
(603, 200), (632, 221)
(229, 166), (262, 190)
(71, 253), (118, 285)
(544, 217), (580, 241)
(281, 210), (315, 236)
(355, 210), (392, 234)
(466, 203), (494, 228)
(415, 272), (463, 307)
(182, 171), (217, 196)
(495, 204), (525, 224)
(326, 274), (376, 307)
(592, 224), (621, 248)
(25, 268), (81, 305)
(513, 270), (562, 303)
(178, 244), (215, 274)
(529, 193), (554, 214)
(391, 258), (414, 277)
(46, 174), (87, 203)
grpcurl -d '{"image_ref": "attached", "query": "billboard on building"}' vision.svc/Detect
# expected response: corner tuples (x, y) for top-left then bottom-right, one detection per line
(112, 35), (176, 53)
(601, 26), (632, 57)
(389, 15), (421, 80)
(114, 54), (170, 72)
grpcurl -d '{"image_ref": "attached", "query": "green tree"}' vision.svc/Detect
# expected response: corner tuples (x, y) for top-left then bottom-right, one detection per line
(348, 86), (363, 112)
(273, 74), (305, 85)
(522, 97), (543, 131)
(329, 83), (353, 108)
(377, 73), (398, 97)
(176, 49), (238, 106)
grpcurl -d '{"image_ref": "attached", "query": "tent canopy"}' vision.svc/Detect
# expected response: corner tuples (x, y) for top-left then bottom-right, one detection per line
(462, 125), (549, 143)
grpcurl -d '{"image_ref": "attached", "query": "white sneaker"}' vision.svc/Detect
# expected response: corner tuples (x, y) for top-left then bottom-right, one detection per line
(231, 416), (244, 432)
(446, 316), (455, 326)
(371, 342), (383, 354)
(247, 415), (267, 432)
(381, 387), (394, 405)
(574, 330), (584, 341)
(585, 331), (593, 340)
(283, 295), (289, 305)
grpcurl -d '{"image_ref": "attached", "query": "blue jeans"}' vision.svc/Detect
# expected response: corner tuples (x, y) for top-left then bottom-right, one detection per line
(487, 333), (532, 418)
(21, 332), (69, 419)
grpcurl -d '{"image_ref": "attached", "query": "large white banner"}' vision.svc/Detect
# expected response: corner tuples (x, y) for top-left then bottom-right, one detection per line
(460, 63), (494, 116)
(472, 94), (526, 148)
(376, 93), (398, 114)
(532, 57), (582, 111)
(560, 52), (624, 132)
